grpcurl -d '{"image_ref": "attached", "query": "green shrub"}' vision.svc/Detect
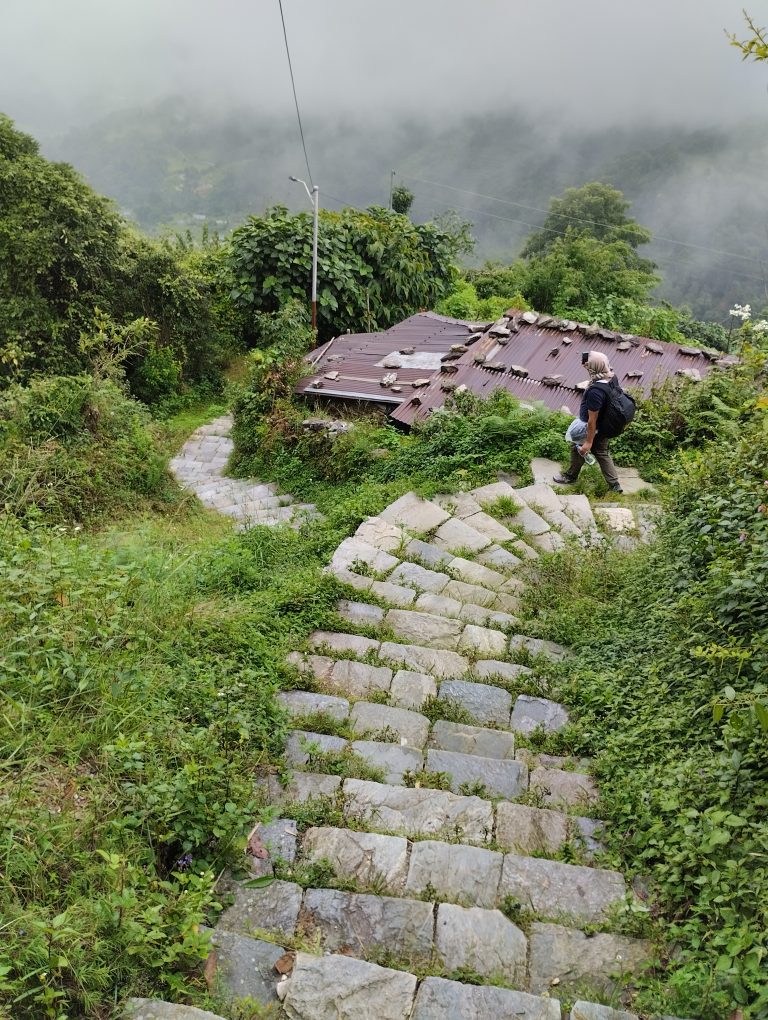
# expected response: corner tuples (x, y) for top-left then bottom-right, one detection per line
(0, 374), (172, 523)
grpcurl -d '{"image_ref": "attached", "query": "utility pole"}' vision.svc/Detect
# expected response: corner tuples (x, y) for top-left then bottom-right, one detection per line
(289, 176), (319, 330)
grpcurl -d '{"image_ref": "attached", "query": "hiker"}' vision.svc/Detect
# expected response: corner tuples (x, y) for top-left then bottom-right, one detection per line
(554, 350), (634, 494)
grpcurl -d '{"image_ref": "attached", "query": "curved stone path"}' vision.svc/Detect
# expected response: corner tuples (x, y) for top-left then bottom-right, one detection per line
(131, 474), (682, 1020)
(170, 415), (318, 529)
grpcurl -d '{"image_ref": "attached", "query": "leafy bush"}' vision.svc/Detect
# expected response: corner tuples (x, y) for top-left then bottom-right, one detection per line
(435, 277), (530, 321)
(0, 374), (172, 523)
(522, 413), (768, 1017)
(227, 204), (468, 342)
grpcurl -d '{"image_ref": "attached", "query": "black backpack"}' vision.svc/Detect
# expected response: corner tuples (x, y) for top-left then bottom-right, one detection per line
(588, 380), (636, 439)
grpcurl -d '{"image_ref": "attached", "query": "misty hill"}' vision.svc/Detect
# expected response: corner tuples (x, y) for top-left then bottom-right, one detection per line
(43, 98), (768, 322)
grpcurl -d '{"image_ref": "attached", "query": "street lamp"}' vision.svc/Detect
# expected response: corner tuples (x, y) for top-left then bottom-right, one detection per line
(289, 175), (319, 331)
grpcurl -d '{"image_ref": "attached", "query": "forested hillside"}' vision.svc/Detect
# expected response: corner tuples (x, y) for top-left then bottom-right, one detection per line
(43, 99), (768, 322)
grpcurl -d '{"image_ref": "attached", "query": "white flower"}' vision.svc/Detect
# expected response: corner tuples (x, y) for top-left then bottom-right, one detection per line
(729, 303), (752, 322)
(753, 319), (768, 335)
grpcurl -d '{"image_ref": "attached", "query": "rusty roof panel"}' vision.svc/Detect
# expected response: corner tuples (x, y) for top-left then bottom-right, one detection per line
(296, 310), (729, 427)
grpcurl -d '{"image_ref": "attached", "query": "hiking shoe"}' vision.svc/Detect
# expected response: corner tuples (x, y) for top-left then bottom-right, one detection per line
(553, 475), (576, 485)
(610, 483), (624, 493)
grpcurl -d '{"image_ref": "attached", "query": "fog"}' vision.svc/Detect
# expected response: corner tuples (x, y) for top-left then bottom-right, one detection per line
(2, 0), (766, 134)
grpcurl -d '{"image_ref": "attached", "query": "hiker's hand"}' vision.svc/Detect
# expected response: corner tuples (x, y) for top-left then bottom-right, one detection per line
(578, 442), (592, 455)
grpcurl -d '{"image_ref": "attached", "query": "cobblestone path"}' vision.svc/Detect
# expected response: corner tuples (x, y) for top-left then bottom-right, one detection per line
(131, 472), (682, 1020)
(170, 415), (318, 529)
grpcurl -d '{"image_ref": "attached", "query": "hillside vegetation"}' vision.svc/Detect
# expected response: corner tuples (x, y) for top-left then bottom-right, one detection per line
(0, 112), (767, 1018)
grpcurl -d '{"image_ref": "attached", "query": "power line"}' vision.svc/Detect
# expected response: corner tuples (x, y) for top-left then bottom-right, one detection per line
(399, 173), (767, 267)
(277, 0), (313, 186)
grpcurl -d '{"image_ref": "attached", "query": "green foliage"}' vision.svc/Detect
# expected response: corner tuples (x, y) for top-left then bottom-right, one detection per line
(0, 115), (241, 399)
(676, 313), (729, 353)
(435, 276), (530, 321)
(566, 295), (684, 344)
(521, 182), (653, 258)
(391, 184), (414, 215)
(227, 204), (466, 341)
(520, 228), (659, 314)
(0, 374), (173, 524)
(728, 11), (768, 62)
(522, 412), (768, 1017)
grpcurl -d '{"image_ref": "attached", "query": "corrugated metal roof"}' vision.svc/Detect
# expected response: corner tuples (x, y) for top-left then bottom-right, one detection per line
(296, 309), (733, 427)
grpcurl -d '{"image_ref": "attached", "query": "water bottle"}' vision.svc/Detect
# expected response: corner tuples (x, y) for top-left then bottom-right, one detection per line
(578, 447), (597, 466)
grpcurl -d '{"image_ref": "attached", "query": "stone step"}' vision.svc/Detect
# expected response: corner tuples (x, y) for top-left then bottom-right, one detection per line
(124, 1000), (228, 1020)
(294, 825), (626, 923)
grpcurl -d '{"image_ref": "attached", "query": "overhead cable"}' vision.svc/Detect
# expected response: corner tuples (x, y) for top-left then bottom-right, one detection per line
(277, 0), (313, 186)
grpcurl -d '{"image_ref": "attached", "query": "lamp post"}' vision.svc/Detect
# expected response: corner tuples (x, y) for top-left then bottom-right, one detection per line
(289, 175), (319, 330)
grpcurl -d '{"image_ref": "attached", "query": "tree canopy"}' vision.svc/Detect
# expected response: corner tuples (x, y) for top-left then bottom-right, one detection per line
(227, 204), (469, 341)
(521, 181), (653, 258)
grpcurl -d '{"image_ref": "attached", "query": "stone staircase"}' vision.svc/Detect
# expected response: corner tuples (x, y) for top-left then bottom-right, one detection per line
(169, 415), (318, 529)
(129, 476), (681, 1020)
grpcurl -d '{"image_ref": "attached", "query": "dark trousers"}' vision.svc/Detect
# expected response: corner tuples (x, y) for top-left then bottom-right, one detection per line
(566, 435), (620, 488)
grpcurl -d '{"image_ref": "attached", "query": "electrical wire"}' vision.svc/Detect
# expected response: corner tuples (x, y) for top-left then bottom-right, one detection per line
(399, 173), (767, 267)
(277, 0), (313, 186)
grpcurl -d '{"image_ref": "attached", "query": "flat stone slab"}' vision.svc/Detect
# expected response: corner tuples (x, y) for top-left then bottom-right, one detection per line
(404, 538), (452, 568)
(379, 491), (450, 533)
(125, 1000), (228, 1020)
(528, 922), (653, 996)
(246, 817), (298, 875)
(458, 623), (508, 658)
(350, 702), (430, 748)
(384, 609), (464, 650)
(336, 599), (385, 627)
(283, 953), (417, 1020)
(405, 840), (503, 908)
(438, 679), (512, 727)
(442, 579), (497, 608)
(477, 544), (523, 573)
(278, 691), (350, 721)
(432, 517), (492, 554)
(510, 505), (551, 537)
(515, 483), (564, 514)
(310, 630), (380, 657)
(426, 749), (528, 799)
(343, 778), (493, 843)
(531, 457), (565, 487)
(273, 771), (342, 804)
(302, 826), (408, 893)
(597, 507), (636, 533)
(446, 556), (506, 589)
(559, 493), (597, 528)
(434, 492), (483, 519)
(509, 634), (571, 661)
(388, 562), (450, 592)
(379, 641), (469, 678)
(414, 592), (463, 618)
(430, 720), (515, 760)
(499, 855), (626, 923)
(301, 888), (434, 957)
(369, 580), (417, 606)
(389, 669), (438, 709)
(469, 481), (518, 504)
(217, 878), (302, 939)
(510, 695), (570, 734)
(206, 930), (284, 1006)
(328, 659), (393, 699)
(411, 976), (560, 1020)
(329, 537), (400, 575)
(351, 740), (423, 783)
(287, 651), (334, 682)
(494, 802), (599, 857)
(462, 511), (518, 544)
(435, 903), (527, 985)
(355, 516), (404, 552)
(475, 659), (533, 682)
(530, 766), (599, 809)
(285, 730), (347, 767)
(570, 1005), (641, 1020)
(532, 531), (566, 553)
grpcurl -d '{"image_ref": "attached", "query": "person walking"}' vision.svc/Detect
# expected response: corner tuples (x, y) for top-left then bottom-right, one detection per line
(553, 351), (626, 493)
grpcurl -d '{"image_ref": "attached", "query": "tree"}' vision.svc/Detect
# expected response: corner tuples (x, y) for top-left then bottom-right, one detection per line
(521, 182), (653, 258)
(227, 205), (468, 341)
(728, 11), (768, 62)
(391, 184), (414, 216)
(519, 228), (659, 313)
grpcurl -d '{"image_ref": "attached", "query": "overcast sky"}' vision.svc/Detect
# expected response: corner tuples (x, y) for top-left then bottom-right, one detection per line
(2, 0), (766, 135)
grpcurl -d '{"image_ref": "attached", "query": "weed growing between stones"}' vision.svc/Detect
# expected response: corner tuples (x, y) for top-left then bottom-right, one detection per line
(420, 695), (477, 726)
(402, 769), (453, 791)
